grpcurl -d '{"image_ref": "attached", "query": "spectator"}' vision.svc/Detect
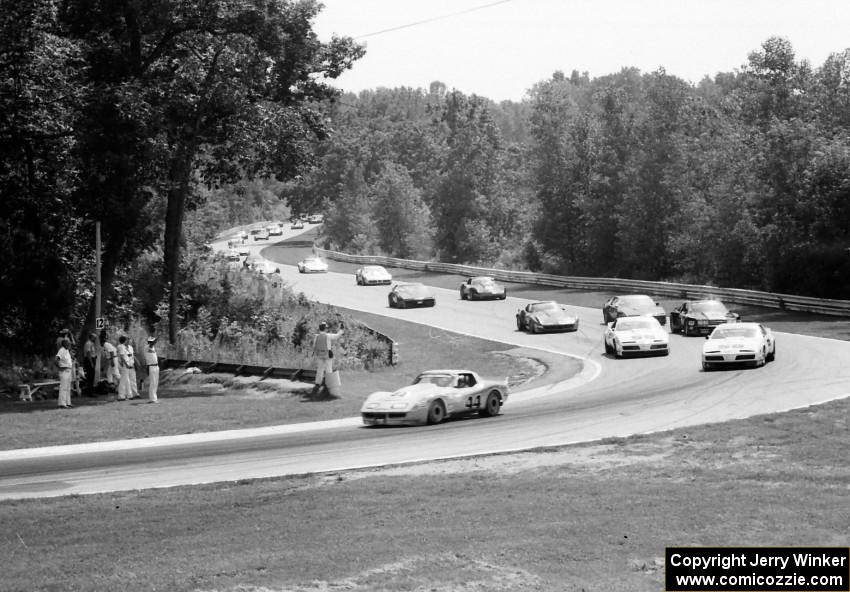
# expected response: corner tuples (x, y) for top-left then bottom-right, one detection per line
(310, 320), (343, 399)
(144, 336), (159, 403)
(116, 335), (132, 401)
(55, 338), (73, 409)
(100, 330), (119, 395)
(82, 332), (97, 396)
(127, 339), (140, 399)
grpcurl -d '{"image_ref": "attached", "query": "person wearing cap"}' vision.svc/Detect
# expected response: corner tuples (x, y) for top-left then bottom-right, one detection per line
(310, 320), (344, 399)
(55, 338), (73, 408)
(144, 336), (159, 403)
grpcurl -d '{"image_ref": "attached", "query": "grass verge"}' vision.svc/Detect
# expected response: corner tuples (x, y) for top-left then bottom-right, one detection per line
(0, 308), (578, 450)
(1, 396), (847, 591)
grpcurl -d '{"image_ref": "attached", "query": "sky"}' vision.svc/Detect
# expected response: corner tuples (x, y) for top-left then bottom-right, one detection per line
(312, 0), (850, 102)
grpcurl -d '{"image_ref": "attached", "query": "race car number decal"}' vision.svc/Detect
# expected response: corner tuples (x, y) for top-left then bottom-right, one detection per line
(466, 395), (481, 409)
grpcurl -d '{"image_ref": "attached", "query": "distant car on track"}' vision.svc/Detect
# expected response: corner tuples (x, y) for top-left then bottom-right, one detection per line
(388, 282), (435, 308)
(603, 316), (670, 358)
(226, 249), (241, 261)
(356, 265), (393, 286)
(253, 228), (269, 241)
(239, 230), (249, 241)
(602, 294), (667, 326)
(516, 301), (579, 333)
(237, 244), (250, 257)
(361, 369), (508, 426)
(291, 219), (305, 230)
(460, 276), (507, 300)
(670, 299), (740, 336)
(297, 256), (328, 273)
(702, 322), (775, 371)
(308, 214), (323, 224)
(267, 223), (283, 236)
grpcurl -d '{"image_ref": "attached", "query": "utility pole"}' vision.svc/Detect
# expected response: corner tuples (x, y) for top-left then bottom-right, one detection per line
(94, 221), (102, 380)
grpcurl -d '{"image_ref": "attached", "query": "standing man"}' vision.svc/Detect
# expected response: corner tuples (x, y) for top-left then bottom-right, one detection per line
(127, 339), (140, 399)
(116, 335), (132, 401)
(100, 330), (119, 396)
(310, 320), (344, 399)
(82, 333), (97, 396)
(55, 338), (73, 409)
(144, 336), (159, 403)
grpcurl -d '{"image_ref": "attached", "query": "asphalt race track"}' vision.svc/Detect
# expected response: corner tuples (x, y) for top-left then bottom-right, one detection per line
(1, 226), (849, 500)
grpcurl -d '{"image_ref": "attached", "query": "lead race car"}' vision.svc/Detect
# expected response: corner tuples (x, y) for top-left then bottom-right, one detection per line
(361, 369), (509, 426)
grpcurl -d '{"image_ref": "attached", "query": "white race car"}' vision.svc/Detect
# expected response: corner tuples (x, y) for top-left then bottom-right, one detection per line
(702, 322), (775, 370)
(356, 265), (393, 286)
(297, 255), (328, 273)
(603, 315), (669, 357)
(361, 369), (508, 426)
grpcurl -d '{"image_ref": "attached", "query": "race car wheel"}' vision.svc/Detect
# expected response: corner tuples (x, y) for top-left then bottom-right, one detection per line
(468, 291), (477, 301)
(460, 290), (466, 300)
(480, 391), (501, 417)
(427, 400), (446, 424)
(681, 321), (690, 337)
(516, 317), (523, 331)
(702, 361), (712, 371)
(767, 345), (775, 362)
(604, 340), (613, 355)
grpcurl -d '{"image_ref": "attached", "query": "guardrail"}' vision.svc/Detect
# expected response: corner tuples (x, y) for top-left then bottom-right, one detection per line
(315, 248), (850, 317)
(162, 359), (317, 382)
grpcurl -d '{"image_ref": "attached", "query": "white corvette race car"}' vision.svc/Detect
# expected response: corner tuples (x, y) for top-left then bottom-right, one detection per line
(361, 369), (509, 426)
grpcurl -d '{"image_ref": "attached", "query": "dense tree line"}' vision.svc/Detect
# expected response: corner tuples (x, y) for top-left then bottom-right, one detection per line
(290, 38), (850, 299)
(0, 0), (362, 353)
(3, 10), (849, 358)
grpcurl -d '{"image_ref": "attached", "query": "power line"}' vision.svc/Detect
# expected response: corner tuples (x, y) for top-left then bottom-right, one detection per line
(353, 0), (517, 40)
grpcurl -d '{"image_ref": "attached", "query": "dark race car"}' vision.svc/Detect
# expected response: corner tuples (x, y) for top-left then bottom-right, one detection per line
(516, 301), (579, 333)
(670, 299), (740, 336)
(602, 294), (667, 326)
(388, 282), (436, 308)
(460, 276), (507, 300)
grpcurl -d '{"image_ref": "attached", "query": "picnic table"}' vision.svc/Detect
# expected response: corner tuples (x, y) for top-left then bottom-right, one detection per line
(18, 381), (60, 402)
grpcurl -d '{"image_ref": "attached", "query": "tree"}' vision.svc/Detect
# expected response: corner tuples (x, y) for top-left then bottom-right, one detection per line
(61, 0), (364, 341)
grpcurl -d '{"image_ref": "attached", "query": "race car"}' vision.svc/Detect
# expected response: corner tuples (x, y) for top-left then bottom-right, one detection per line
(255, 259), (280, 275)
(460, 276), (507, 300)
(702, 322), (775, 370)
(361, 369), (509, 426)
(388, 282), (435, 308)
(516, 301), (579, 333)
(602, 294), (667, 326)
(308, 214), (323, 224)
(290, 219), (305, 230)
(225, 249), (241, 262)
(670, 299), (740, 336)
(239, 229), (249, 241)
(356, 265), (393, 286)
(237, 244), (250, 256)
(297, 255), (328, 273)
(266, 223), (283, 236)
(603, 315), (670, 357)
(253, 228), (269, 241)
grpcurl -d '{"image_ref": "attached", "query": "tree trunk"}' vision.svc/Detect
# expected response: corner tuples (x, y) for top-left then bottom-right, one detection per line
(162, 148), (195, 343)
(79, 231), (126, 352)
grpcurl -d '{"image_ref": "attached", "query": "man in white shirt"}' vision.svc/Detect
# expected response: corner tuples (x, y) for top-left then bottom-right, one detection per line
(116, 335), (132, 401)
(144, 336), (159, 403)
(55, 338), (73, 409)
(310, 321), (343, 399)
(127, 341), (140, 399)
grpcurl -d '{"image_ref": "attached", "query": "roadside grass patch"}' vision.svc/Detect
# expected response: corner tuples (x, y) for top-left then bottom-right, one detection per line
(1, 397), (847, 591)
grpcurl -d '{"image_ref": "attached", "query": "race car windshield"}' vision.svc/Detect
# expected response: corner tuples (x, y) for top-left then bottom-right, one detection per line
(691, 301), (728, 314)
(398, 284), (430, 298)
(473, 278), (496, 286)
(529, 302), (559, 312)
(711, 327), (759, 339)
(616, 318), (657, 331)
(414, 374), (453, 387)
(364, 266), (385, 274)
